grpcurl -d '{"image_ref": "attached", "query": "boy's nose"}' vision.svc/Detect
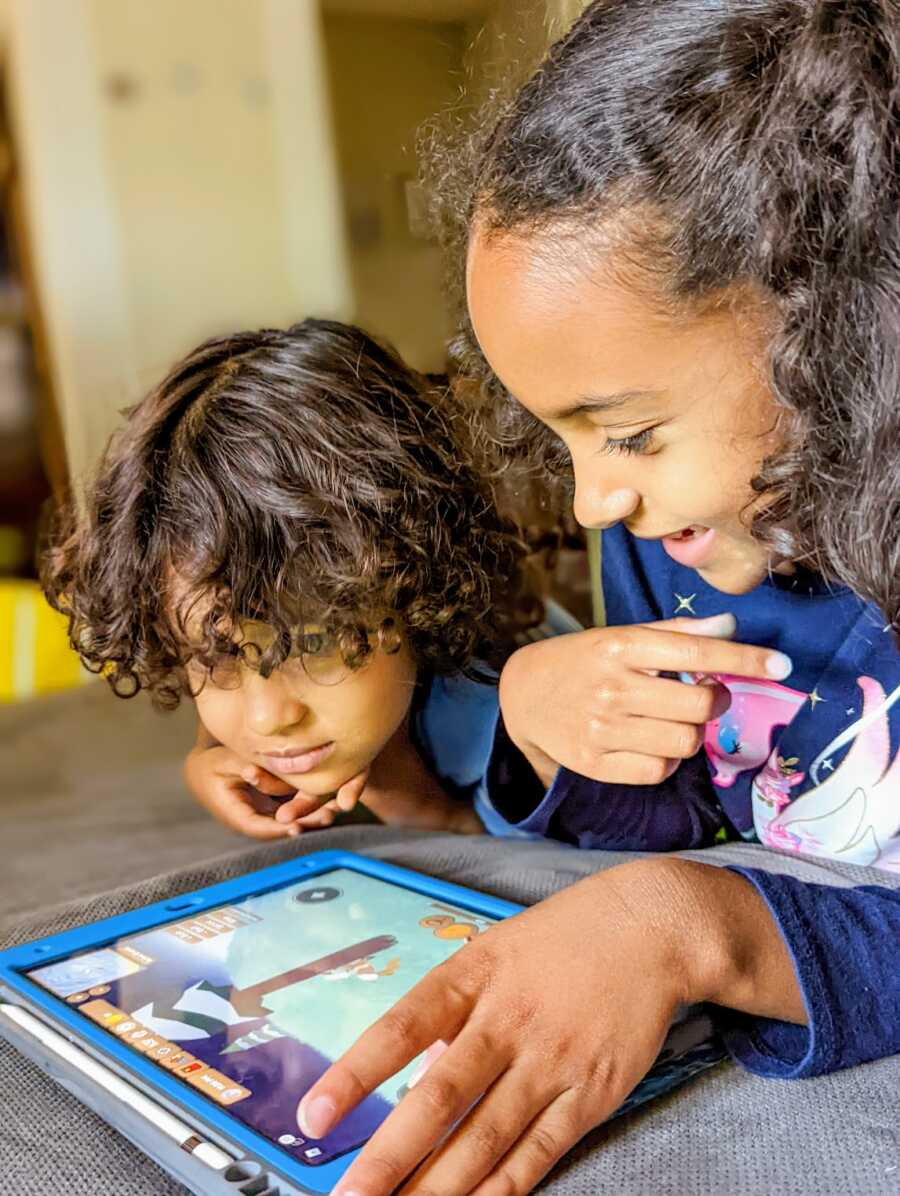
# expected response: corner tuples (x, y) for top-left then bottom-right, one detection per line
(244, 673), (309, 737)
(574, 482), (640, 530)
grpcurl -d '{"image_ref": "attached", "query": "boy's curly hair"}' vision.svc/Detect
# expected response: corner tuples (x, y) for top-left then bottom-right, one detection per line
(42, 319), (541, 708)
(428, 0), (900, 631)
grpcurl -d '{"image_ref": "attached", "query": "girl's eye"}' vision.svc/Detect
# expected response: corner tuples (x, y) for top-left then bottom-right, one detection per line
(603, 427), (656, 456)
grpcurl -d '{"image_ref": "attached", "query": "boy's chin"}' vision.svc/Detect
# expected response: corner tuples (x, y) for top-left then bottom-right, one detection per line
(280, 760), (368, 798)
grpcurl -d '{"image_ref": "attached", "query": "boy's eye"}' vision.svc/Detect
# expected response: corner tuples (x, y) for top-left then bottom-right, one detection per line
(297, 631), (337, 657)
(602, 427), (656, 456)
(186, 653), (241, 691)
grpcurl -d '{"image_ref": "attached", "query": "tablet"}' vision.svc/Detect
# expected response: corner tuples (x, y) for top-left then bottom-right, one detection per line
(0, 849), (724, 1196)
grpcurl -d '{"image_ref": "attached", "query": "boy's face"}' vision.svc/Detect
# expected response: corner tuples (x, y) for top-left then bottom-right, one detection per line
(189, 627), (418, 797)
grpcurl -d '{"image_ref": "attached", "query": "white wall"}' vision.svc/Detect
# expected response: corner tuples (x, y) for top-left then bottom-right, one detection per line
(6, 0), (352, 480)
(323, 14), (466, 372)
(464, 0), (587, 101)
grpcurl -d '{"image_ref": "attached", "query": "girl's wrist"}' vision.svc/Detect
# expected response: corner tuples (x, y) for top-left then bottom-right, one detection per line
(620, 858), (806, 1024)
(498, 641), (546, 759)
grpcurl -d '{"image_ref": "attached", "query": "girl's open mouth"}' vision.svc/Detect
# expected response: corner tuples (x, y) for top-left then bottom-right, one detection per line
(661, 525), (718, 569)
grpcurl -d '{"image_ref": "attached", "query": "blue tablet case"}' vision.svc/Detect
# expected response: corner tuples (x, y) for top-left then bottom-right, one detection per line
(0, 849), (724, 1195)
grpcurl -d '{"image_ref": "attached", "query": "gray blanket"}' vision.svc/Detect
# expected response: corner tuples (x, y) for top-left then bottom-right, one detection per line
(1, 686), (898, 1194)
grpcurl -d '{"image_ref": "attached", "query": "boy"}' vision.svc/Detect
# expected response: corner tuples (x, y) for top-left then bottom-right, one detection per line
(43, 320), (541, 837)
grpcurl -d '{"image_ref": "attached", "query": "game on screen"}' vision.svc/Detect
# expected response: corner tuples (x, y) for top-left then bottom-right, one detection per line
(27, 869), (497, 1166)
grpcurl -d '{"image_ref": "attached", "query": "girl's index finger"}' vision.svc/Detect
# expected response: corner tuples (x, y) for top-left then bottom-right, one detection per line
(622, 626), (793, 682)
(296, 968), (471, 1141)
(327, 1029), (505, 1196)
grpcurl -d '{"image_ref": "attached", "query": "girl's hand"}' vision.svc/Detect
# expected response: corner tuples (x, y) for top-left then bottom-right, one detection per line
(184, 743), (341, 839)
(296, 859), (804, 1196)
(500, 613), (793, 787)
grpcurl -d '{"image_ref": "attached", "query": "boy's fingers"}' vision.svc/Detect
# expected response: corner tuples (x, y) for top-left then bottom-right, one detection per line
(212, 788), (295, 839)
(237, 812), (298, 840)
(297, 806), (337, 829)
(273, 791), (328, 823)
(335, 769), (369, 812)
(240, 765), (296, 797)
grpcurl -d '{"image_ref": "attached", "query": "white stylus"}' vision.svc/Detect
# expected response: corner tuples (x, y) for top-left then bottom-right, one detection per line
(0, 1003), (233, 1169)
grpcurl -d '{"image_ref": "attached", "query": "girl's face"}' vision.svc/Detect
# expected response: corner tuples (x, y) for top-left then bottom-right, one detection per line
(467, 231), (785, 594)
(189, 627), (418, 796)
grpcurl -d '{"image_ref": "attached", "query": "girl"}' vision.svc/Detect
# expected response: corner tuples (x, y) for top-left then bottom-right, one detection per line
(299, 3), (900, 1194)
(43, 318), (544, 839)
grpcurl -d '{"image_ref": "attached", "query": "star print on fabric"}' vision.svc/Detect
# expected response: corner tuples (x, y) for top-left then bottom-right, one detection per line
(808, 688), (826, 710)
(674, 593), (697, 614)
(846, 707), (855, 716)
(822, 758), (835, 772)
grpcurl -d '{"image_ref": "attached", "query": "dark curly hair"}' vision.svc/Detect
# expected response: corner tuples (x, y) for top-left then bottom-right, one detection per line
(42, 319), (540, 708)
(431, 0), (900, 630)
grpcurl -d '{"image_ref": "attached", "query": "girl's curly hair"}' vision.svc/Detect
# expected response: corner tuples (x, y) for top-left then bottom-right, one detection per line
(42, 319), (541, 708)
(429, 0), (900, 630)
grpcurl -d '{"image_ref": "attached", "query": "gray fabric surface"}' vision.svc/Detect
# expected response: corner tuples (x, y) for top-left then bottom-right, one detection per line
(1, 682), (242, 929)
(2, 686), (899, 1194)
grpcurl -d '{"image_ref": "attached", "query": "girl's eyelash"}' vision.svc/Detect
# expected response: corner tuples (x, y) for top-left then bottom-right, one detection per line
(603, 427), (656, 456)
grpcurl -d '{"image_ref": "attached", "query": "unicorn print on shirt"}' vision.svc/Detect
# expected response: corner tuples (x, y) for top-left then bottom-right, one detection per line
(701, 671), (900, 872)
(754, 677), (900, 872)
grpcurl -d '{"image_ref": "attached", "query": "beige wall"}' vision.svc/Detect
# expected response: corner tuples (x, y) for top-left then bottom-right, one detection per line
(464, 0), (588, 101)
(323, 13), (466, 373)
(6, 0), (352, 480)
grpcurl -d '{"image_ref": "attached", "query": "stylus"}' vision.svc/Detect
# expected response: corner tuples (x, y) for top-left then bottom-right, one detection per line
(0, 1003), (233, 1170)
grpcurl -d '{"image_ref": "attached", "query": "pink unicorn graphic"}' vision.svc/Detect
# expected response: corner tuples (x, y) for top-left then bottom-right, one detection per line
(703, 675), (807, 788)
(757, 677), (900, 871)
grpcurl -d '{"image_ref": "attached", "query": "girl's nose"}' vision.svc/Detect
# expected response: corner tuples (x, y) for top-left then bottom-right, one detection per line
(244, 672), (309, 737)
(573, 482), (640, 530)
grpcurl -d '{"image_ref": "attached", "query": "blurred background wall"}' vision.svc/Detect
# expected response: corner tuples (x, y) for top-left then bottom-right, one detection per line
(0, 0), (590, 699)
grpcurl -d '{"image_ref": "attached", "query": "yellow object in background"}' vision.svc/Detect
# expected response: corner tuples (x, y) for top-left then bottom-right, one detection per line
(0, 580), (90, 702)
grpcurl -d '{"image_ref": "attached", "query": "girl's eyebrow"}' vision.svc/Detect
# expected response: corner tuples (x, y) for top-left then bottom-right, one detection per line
(554, 389), (664, 420)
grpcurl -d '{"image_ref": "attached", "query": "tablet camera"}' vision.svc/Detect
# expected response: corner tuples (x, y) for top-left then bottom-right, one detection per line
(293, 886), (341, 906)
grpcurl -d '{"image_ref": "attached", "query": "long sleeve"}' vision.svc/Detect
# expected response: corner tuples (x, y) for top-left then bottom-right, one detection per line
(719, 868), (900, 1077)
(479, 716), (727, 851)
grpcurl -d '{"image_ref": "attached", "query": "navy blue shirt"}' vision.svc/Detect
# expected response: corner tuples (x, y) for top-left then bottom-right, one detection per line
(482, 525), (900, 1078)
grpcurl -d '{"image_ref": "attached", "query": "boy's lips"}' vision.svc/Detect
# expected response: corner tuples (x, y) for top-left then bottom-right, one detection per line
(661, 525), (718, 569)
(258, 741), (335, 775)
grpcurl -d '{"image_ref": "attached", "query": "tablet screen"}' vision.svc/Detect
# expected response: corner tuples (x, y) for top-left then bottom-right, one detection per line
(25, 868), (498, 1166)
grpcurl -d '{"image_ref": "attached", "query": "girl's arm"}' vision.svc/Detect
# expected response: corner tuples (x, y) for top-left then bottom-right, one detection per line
(296, 857), (900, 1196)
(715, 868), (900, 1078)
(482, 715), (727, 849)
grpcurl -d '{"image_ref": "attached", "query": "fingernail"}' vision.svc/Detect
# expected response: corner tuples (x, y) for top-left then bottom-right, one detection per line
(298, 1094), (337, 1139)
(696, 613), (736, 637)
(766, 652), (793, 680)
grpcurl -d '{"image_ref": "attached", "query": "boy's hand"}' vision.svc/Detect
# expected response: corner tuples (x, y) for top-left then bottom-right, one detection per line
(184, 743), (339, 840)
(500, 613), (793, 787)
(296, 858), (803, 1196)
(272, 720), (483, 835)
